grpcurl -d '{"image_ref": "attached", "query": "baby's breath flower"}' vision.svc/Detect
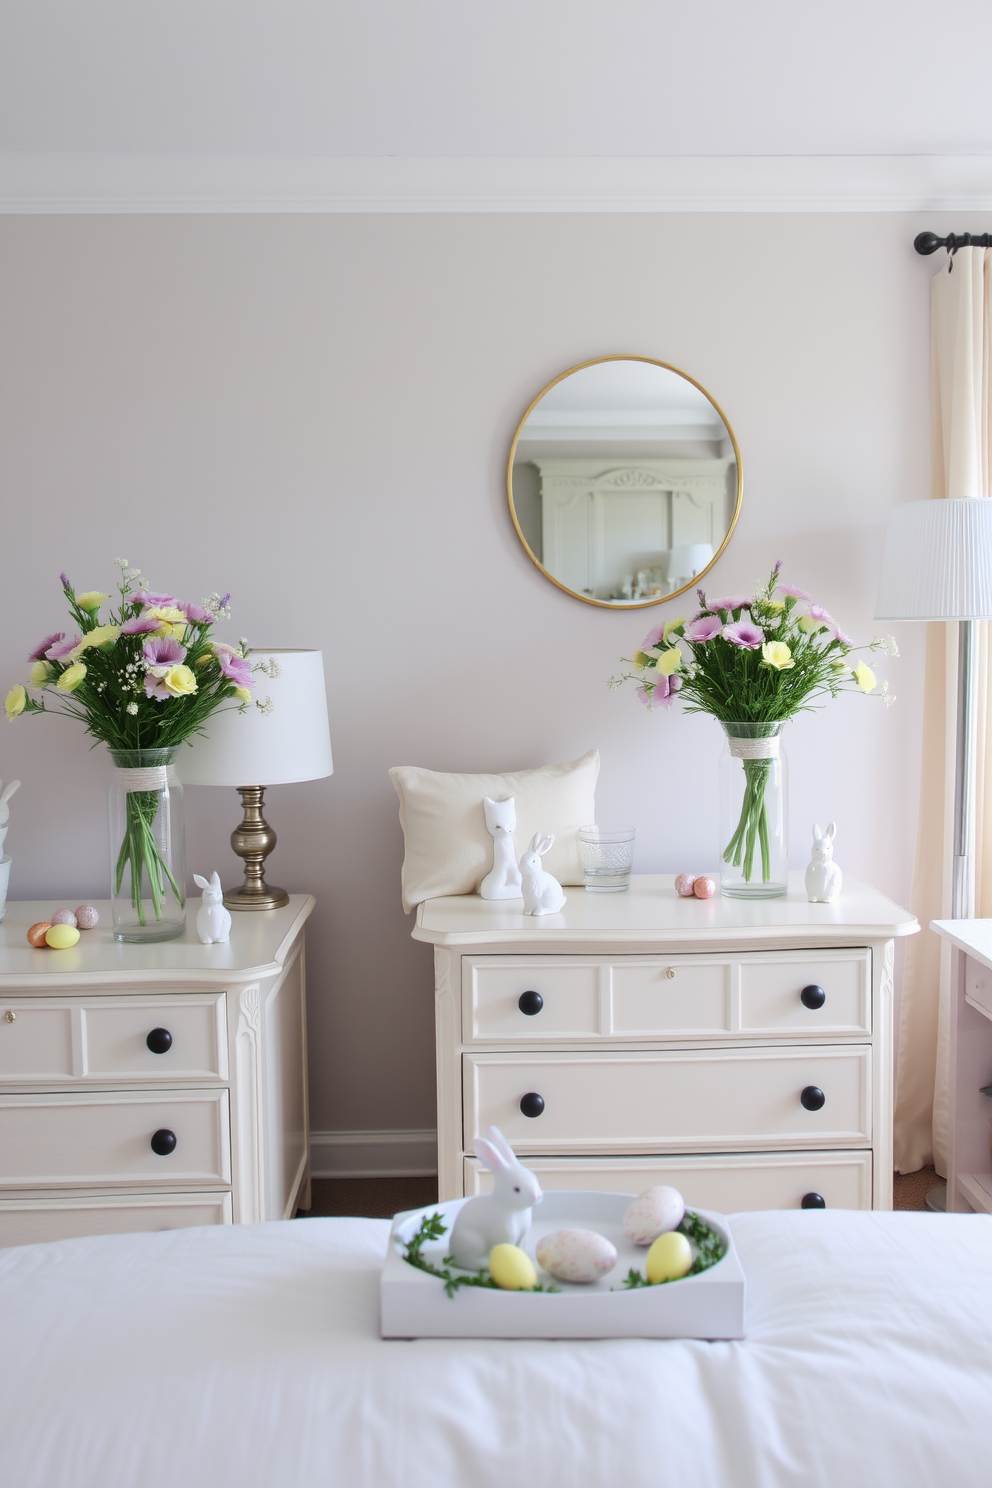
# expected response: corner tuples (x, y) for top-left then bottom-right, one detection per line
(871, 635), (900, 657)
(256, 695), (275, 716)
(126, 702), (139, 715)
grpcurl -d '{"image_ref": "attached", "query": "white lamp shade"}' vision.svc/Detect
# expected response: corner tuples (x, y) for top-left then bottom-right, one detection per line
(177, 649), (333, 787)
(875, 499), (992, 621)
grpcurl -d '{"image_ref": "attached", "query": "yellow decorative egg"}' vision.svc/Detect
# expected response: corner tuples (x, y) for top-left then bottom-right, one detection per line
(44, 923), (80, 950)
(488, 1243), (538, 1291)
(645, 1230), (693, 1284)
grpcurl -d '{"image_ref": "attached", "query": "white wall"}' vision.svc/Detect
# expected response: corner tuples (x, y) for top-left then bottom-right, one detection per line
(0, 210), (971, 1139)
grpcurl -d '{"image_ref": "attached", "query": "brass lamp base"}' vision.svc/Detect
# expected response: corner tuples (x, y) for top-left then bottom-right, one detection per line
(224, 785), (289, 911)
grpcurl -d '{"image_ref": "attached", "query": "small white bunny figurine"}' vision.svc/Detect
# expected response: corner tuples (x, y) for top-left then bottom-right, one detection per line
(518, 832), (566, 916)
(479, 796), (522, 900)
(448, 1126), (543, 1271)
(0, 779), (20, 857)
(194, 871), (232, 944)
(805, 822), (843, 903)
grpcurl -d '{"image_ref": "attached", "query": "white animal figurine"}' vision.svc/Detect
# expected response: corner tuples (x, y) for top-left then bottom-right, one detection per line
(805, 822), (843, 904)
(448, 1126), (543, 1271)
(518, 832), (566, 916)
(479, 795), (522, 900)
(194, 871), (232, 944)
(0, 779), (20, 856)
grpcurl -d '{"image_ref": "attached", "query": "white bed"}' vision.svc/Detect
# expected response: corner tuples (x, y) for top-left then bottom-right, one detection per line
(1, 1210), (989, 1488)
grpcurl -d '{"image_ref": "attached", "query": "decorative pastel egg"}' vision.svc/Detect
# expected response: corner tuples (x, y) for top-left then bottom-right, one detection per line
(27, 922), (52, 947)
(623, 1185), (686, 1245)
(488, 1243), (538, 1291)
(535, 1228), (617, 1284)
(45, 924), (80, 950)
(646, 1230), (693, 1284)
(674, 873), (697, 897)
(50, 909), (77, 928)
(692, 876), (716, 899)
(75, 905), (100, 930)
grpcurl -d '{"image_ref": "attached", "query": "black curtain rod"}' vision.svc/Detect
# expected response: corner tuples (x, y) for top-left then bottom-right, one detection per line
(915, 231), (992, 255)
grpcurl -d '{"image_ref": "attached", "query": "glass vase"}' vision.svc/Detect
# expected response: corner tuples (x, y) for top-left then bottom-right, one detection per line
(108, 748), (186, 943)
(718, 721), (788, 899)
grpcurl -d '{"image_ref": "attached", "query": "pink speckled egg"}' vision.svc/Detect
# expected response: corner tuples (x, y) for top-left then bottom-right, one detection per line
(623, 1185), (686, 1246)
(692, 876), (716, 899)
(674, 873), (697, 897)
(50, 909), (77, 928)
(535, 1228), (617, 1284)
(75, 905), (100, 930)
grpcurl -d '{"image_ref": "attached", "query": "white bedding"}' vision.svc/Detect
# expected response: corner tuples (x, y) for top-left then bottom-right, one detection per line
(0, 1210), (989, 1488)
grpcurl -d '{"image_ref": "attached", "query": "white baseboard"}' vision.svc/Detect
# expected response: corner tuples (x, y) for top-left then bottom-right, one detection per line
(310, 1128), (437, 1180)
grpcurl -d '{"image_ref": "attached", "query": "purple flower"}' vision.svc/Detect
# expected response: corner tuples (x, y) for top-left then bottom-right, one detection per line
(29, 632), (65, 662)
(723, 620), (765, 650)
(121, 614), (162, 635)
(218, 651), (253, 689)
(641, 624), (667, 649)
(143, 636), (186, 667)
(808, 605), (833, 624)
(708, 596), (752, 612)
(130, 590), (177, 607)
(655, 673), (682, 709)
(60, 572), (71, 592)
(772, 560), (783, 577)
(696, 588), (708, 608)
(830, 625), (854, 647)
(46, 635), (81, 659)
(178, 600), (211, 624)
(144, 673), (172, 701)
(779, 584), (810, 601)
(685, 615), (723, 642)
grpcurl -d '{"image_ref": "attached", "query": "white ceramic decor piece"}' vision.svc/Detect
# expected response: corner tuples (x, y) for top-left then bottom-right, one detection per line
(447, 1126), (543, 1270)
(805, 823), (843, 903)
(519, 833), (567, 916)
(194, 872), (233, 944)
(0, 780), (20, 858)
(479, 797), (522, 901)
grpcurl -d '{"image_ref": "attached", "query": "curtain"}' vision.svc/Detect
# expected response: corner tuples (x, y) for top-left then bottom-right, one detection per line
(895, 246), (992, 1174)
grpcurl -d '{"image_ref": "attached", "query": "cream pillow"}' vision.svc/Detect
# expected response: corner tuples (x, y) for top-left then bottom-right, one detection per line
(389, 750), (600, 913)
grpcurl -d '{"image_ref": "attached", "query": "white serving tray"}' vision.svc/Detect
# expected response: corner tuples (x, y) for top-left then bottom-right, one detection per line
(380, 1190), (745, 1339)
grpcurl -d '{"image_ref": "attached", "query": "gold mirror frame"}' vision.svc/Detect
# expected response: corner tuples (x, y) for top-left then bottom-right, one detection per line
(507, 354), (743, 609)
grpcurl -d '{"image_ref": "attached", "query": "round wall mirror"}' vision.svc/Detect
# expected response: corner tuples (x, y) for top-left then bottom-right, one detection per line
(507, 356), (742, 608)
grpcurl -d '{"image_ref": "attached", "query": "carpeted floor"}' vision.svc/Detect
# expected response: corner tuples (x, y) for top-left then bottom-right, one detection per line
(301, 1169), (943, 1219)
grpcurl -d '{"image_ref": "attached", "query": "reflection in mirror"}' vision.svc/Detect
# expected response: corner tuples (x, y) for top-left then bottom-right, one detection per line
(508, 357), (742, 608)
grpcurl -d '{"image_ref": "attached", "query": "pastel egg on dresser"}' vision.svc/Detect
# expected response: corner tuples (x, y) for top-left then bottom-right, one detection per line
(623, 1186), (686, 1245)
(75, 906), (100, 930)
(50, 909), (77, 928)
(535, 1228), (617, 1283)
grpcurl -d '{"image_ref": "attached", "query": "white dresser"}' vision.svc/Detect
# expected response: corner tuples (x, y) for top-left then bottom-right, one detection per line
(930, 917), (992, 1215)
(0, 895), (313, 1247)
(414, 874), (917, 1211)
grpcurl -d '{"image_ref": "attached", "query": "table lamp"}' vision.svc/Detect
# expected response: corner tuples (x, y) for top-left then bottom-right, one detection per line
(875, 498), (992, 919)
(177, 649), (333, 910)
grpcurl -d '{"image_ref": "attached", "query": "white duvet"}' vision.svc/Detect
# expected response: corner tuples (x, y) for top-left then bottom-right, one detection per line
(0, 1210), (989, 1488)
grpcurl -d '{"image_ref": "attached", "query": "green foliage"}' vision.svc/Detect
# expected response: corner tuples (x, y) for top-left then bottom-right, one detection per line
(400, 1213), (560, 1297)
(617, 1210), (728, 1290)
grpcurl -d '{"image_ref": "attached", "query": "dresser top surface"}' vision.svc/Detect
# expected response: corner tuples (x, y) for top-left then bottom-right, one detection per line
(931, 917), (992, 970)
(414, 873), (917, 949)
(0, 896), (314, 989)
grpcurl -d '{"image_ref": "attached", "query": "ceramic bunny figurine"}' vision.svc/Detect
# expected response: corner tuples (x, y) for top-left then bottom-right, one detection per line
(805, 822), (843, 903)
(448, 1126), (543, 1271)
(479, 796), (522, 900)
(194, 871), (232, 944)
(0, 779), (20, 857)
(518, 832), (566, 916)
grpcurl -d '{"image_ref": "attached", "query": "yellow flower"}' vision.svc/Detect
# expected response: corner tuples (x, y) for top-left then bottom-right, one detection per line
(663, 617), (685, 642)
(764, 600), (785, 613)
(28, 660), (52, 688)
(77, 591), (110, 614)
(56, 662), (87, 693)
(69, 624), (121, 659)
(762, 641), (794, 670)
(633, 650), (651, 669)
(655, 647), (682, 676)
(798, 615), (821, 634)
(145, 606), (188, 641)
(853, 661), (876, 693)
(5, 684), (26, 720)
(831, 659), (849, 673)
(160, 664), (198, 697)
(234, 685), (252, 703)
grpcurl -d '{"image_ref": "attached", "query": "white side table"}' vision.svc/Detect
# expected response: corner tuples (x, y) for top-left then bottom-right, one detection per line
(0, 895), (313, 1247)
(931, 918), (992, 1214)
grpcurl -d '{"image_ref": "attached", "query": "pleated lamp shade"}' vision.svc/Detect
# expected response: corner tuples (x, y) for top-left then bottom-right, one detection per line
(178, 649), (333, 786)
(875, 499), (992, 621)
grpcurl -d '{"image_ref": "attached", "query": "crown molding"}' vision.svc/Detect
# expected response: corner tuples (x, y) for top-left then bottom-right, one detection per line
(2, 153), (992, 214)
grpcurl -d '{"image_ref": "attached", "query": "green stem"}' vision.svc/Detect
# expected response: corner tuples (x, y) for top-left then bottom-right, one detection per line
(723, 758), (774, 883)
(116, 789), (184, 924)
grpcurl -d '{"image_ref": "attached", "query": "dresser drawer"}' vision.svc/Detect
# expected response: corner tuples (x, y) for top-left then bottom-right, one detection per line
(0, 1189), (233, 1248)
(464, 1046), (871, 1153)
(465, 1149), (873, 1211)
(0, 994), (228, 1085)
(0, 1090), (231, 1189)
(463, 949), (870, 1043)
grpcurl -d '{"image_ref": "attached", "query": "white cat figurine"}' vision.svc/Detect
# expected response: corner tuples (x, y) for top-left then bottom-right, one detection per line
(519, 832), (566, 916)
(194, 871), (232, 944)
(479, 796), (522, 900)
(805, 822), (843, 903)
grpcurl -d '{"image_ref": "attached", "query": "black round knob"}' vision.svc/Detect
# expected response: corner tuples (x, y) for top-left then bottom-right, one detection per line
(801, 1192), (827, 1209)
(800, 984), (826, 1010)
(518, 991), (544, 1016)
(914, 231), (945, 256)
(150, 1128), (177, 1156)
(146, 1028), (173, 1054)
(801, 1085), (826, 1111)
(519, 1092), (545, 1118)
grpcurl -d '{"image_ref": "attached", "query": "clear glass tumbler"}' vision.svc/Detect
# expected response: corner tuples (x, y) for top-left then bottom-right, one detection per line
(578, 825), (636, 892)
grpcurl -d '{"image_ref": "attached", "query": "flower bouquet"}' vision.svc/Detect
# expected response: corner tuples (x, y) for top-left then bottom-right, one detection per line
(6, 560), (261, 941)
(614, 563), (897, 898)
